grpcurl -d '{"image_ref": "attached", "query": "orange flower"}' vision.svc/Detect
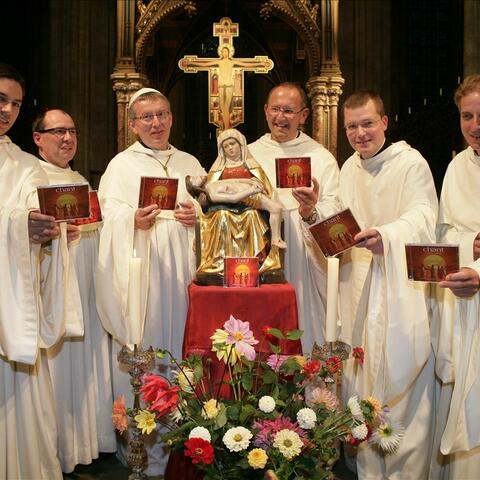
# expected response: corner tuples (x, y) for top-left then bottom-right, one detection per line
(112, 395), (128, 433)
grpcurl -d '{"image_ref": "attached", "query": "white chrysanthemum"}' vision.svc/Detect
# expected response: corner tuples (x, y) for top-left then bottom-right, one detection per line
(258, 395), (276, 413)
(222, 426), (253, 452)
(273, 429), (303, 459)
(189, 426), (211, 443)
(352, 423), (368, 440)
(296, 408), (317, 430)
(369, 421), (405, 454)
(347, 395), (364, 421)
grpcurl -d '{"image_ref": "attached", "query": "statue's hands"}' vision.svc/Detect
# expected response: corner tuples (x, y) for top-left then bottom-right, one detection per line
(174, 200), (196, 227)
(135, 204), (161, 230)
(292, 177), (320, 220)
(28, 210), (59, 244)
(473, 233), (480, 260)
(354, 228), (384, 255)
(439, 268), (480, 297)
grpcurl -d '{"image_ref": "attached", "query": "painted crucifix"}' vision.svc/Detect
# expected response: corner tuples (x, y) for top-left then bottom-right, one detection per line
(178, 17), (274, 131)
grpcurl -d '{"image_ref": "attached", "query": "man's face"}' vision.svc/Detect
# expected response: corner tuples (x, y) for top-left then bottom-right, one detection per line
(33, 110), (77, 168)
(129, 98), (172, 150)
(344, 99), (388, 159)
(459, 92), (480, 153)
(0, 78), (23, 136)
(264, 86), (309, 143)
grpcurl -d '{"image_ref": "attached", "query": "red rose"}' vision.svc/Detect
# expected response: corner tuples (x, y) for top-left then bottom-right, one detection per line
(325, 356), (342, 374)
(262, 325), (278, 344)
(303, 359), (321, 375)
(140, 374), (180, 417)
(352, 346), (364, 365)
(184, 437), (214, 465)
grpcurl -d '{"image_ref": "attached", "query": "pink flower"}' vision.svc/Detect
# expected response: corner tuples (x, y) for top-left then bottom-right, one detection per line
(140, 374), (180, 417)
(253, 416), (307, 449)
(112, 395), (128, 433)
(266, 354), (290, 372)
(224, 315), (258, 361)
(305, 386), (338, 411)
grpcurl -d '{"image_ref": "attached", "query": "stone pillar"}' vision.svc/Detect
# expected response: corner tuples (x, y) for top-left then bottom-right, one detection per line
(307, 0), (344, 157)
(111, 0), (148, 152)
(464, 0), (480, 76)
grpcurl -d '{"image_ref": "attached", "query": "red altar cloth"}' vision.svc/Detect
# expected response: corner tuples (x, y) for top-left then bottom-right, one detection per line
(183, 282), (302, 358)
(165, 282), (302, 480)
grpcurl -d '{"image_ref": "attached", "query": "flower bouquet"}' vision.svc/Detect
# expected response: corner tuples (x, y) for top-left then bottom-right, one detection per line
(113, 315), (403, 479)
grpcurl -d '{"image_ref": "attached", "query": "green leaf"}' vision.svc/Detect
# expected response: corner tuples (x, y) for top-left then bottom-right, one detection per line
(226, 403), (240, 420)
(263, 369), (277, 384)
(239, 403), (256, 423)
(242, 371), (253, 392)
(286, 329), (303, 340)
(215, 405), (227, 429)
(267, 327), (284, 339)
(269, 342), (281, 354)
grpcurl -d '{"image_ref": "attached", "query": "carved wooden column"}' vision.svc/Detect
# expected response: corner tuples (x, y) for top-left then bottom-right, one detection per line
(306, 0), (344, 157)
(111, 0), (148, 152)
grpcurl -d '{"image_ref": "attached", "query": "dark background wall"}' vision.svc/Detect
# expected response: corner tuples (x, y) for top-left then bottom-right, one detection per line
(1, 0), (470, 193)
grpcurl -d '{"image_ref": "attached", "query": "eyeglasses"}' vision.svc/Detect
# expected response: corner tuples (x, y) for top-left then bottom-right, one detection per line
(344, 119), (382, 133)
(38, 127), (78, 138)
(267, 106), (306, 117)
(0, 93), (22, 110)
(133, 111), (171, 124)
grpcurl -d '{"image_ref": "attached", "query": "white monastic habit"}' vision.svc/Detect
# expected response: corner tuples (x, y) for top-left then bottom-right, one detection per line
(0, 136), (64, 480)
(338, 141), (438, 479)
(39, 159), (116, 473)
(96, 141), (205, 475)
(249, 132), (339, 351)
(430, 146), (480, 479)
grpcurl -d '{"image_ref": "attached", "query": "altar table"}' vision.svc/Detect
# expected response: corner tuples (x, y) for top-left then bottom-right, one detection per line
(183, 282), (302, 358)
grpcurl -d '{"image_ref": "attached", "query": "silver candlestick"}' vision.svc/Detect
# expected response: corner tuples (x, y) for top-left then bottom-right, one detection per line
(118, 344), (156, 480)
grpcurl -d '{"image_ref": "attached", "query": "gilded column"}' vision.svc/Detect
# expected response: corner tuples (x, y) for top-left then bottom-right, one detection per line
(307, 0), (344, 157)
(111, 0), (148, 151)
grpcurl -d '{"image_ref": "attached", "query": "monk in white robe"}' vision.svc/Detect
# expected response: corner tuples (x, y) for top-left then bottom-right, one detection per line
(431, 74), (480, 479)
(338, 90), (437, 479)
(96, 88), (205, 476)
(249, 83), (339, 351)
(0, 64), (77, 480)
(33, 108), (116, 473)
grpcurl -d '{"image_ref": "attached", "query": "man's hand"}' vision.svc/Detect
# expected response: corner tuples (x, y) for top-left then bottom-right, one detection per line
(135, 204), (161, 230)
(439, 267), (480, 298)
(473, 233), (480, 260)
(292, 177), (320, 220)
(66, 223), (81, 242)
(174, 201), (196, 227)
(28, 211), (59, 244)
(354, 228), (384, 255)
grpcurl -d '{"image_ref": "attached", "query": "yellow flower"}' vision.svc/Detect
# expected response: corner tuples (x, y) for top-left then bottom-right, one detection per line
(201, 399), (220, 419)
(134, 409), (156, 435)
(248, 448), (268, 469)
(366, 396), (382, 415)
(174, 367), (195, 393)
(211, 329), (240, 365)
(293, 355), (306, 368)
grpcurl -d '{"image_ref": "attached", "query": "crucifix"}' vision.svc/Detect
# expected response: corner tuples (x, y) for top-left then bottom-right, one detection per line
(178, 17), (274, 131)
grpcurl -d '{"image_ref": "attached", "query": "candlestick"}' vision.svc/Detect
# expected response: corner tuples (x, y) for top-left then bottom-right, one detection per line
(325, 256), (339, 342)
(128, 257), (143, 345)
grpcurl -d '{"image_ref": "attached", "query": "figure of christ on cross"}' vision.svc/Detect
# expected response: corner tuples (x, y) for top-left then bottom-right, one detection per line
(178, 18), (273, 131)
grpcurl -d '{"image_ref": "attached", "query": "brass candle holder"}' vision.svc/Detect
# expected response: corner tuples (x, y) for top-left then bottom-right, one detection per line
(118, 344), (156, 480)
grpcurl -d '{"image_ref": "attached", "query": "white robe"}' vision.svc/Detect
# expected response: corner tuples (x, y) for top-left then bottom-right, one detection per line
(248, 132), (339, 351)
(0, 136), (63, 480)
(39, 160), (116, 473)
(430, 147), (480, 479)
(96, 141), (205, 475)
(338, 141), (438, 479)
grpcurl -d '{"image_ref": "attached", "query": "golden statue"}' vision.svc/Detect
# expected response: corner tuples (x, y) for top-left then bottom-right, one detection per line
(187, 129), (285, 285)
(178, 17), (273, 131)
